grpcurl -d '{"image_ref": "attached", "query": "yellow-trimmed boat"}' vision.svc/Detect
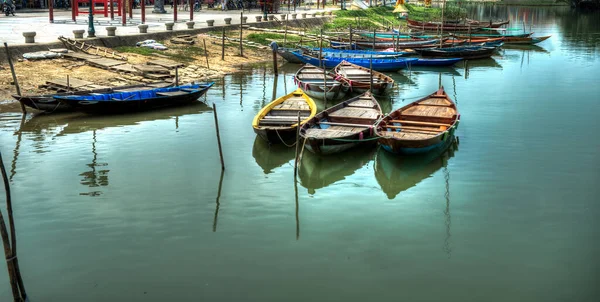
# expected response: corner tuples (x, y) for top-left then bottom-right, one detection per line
(252, 88), (317, 145)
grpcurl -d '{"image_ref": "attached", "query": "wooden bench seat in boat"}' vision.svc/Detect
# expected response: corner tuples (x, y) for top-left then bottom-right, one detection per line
(383, 125), (443, 132)
(318, 121), (370, 128)
(389, 120), (452, 127)
(304, 128), (360, 139)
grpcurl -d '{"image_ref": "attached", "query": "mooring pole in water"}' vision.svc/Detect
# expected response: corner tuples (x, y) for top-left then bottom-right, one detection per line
(212, 103), (225, 170)
(438, 72), (442, 89)
(323, 64), (327, 109)
(66, 75), (70, 91)
(221, 27), (225, 61)
(369, 54), (373, 92)
(3, 43), (25, 114)
(0, 152), (28, 302)
(319, 29), (324, 69)
(293, 112), (301, 180)
(175, 67), (179, 86)
(272, 48), (278, 74)
(349, 27), (353, 50)
(239, 12), (244, 57)
(203, 39), (210, 69)
(372, 28), (375, 50)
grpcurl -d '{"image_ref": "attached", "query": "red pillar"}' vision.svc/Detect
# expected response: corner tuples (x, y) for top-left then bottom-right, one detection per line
(189, 0), (192, 21)
(141, 0), (145, 23)
(122, 0), (126, 25)
(174, 0), (178, 22)
(49, 0), (54, 23)
(72, 0), (77, 21)
(110, 0), (114, 20)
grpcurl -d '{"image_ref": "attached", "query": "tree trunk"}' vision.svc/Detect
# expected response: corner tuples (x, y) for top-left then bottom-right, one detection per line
(153, 0), (167, 13)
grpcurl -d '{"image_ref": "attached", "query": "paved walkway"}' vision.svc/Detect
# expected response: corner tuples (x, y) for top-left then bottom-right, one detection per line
(0, 7), (334, 45)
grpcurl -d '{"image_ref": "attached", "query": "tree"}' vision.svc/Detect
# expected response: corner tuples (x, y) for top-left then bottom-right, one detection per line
(153, 0), (167, 13)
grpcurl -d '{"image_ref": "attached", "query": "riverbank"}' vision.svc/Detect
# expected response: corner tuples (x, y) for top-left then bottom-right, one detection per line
(0, 17), (333, 112)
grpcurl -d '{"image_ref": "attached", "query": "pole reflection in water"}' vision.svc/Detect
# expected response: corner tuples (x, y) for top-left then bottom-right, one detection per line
(213, 169), (225, 232)
(441, 141), (458, 258)
(79, 130), (109, 197)
(294, 178), (300, 240)
(272, 74), (279, 102)
(10, 114), (27, 181)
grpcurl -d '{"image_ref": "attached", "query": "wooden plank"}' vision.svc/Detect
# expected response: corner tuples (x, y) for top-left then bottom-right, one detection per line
(147, 59), (185, 69)
(319, 121), (370, 128)
(45, 77), (92, 89)
(133, 64), (170, 74)
(304, 128), (359, 139)
(87, 58), (126, 68)
(62, 52), (101, 60)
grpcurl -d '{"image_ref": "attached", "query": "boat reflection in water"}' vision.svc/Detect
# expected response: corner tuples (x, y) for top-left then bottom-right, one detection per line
(298, 147), (375, 195)
(374, 137), (458, 199)
(252, 136), (295, 174)
(17, 102), (213, 196)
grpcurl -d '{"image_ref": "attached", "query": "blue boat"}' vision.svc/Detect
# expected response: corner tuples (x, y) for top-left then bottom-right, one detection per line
(290, 52), (418, 72)
(54, 83), (215, 114)
(412, 58), (463, 66)
(301, 47), (413, 57)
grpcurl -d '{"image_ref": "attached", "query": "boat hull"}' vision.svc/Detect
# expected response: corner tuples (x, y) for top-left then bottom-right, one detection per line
(55, 84), (212, 114)
(379, 130), (456, 154)
(416, 46), (497, 60)
(15, 96), (72, 112)
(278, 49), (304, 63)
(254, 127), (299, 145)
(412, 58), (463, 66)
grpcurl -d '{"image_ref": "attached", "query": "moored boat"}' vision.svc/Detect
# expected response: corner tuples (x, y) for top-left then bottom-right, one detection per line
(333, 61), (395, 95)
(415, 44), (500, 60)
(503, 35), (551, 45)
(277, 48), (304, 63)
(375, 87), (460, 154)
(12, 82), (173, 113)
(300, 91), (383, 155)
(291, 52), (418, 72)
(54, 83), (214, 114)
(412, 58), (463, 66)
(293, 64), (349, 101)
(252, 88), (317, 145)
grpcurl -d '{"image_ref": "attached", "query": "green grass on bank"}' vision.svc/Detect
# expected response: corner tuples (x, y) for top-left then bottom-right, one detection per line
(406, 4), (467, 22)
(246, 33), (318, 48)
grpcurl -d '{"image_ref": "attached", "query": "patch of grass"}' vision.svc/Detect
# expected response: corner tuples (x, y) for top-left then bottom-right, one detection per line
(246, 33), (317, 47)
(115, 46), (159, 56)
(406, 4), (467, 22)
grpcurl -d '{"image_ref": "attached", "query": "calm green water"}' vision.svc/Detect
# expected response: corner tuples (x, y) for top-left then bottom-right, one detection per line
(1, 6), (599, 302)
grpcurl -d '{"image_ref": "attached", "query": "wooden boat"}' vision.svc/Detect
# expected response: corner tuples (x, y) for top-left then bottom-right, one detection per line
(54, 83), (214, 114)
(301, 47), (412, 57)
(277, 48), (304, 63)
(12, 82), (172, 113)
(252, 88), (317, 145)
(450, 31), (533, 39)
(503, 35), (551, 45)
(465, 19), (510, 28)
(291, 52), (418, 72)
(293, 64), (349, 101)
(415, 45), (500, 60)
(412, 58), (463, 66)
(299, 91), (383, 155)
(331, 39), (444, 50)
(333, 61), (395, 95)
(375, 87), (460, 154)
(299, 49), (409, 59)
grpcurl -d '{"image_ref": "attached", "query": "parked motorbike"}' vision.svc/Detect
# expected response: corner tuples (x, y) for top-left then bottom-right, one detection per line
(3, 4), (16, 16)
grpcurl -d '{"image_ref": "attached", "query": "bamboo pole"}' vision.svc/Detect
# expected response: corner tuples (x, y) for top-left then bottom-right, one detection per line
(272, 47), (278, 74)
(203, 39), (210, 69)
(369, 54), (373, 92)
(440, 0), (446, 48)
(0, 151), (27, 301)
(3, 43), (25, 114)
(323, 65), (327, 109)
(212, 103), (225, 170)
(284, 20), (288, 47)
(175, 67), (179, 86)
(372, 28), (375, 50)
(240, 12), (244, 57)
(221, 27), (225, 61)
(349, 27), (353, 50)
(319, 29), (324, 69)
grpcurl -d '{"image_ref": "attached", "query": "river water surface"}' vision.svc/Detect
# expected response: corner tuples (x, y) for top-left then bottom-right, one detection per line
(1, 5), (599, 302)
